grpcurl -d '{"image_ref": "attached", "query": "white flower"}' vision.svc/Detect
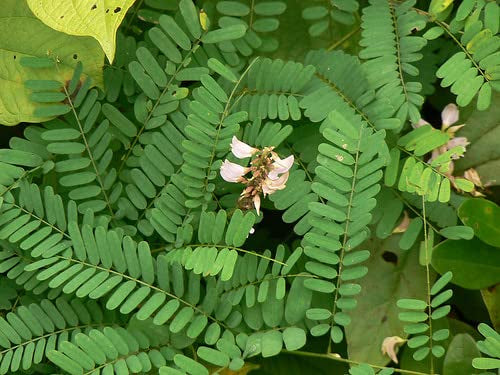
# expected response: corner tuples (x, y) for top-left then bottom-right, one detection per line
(262, 172), (290, 196)
(382, 336), (406, 364)
(230, 136), (258, 159)
(268, 155), (294, 180)
(441, 103), (459, 127)
(220, 160), (249, 183)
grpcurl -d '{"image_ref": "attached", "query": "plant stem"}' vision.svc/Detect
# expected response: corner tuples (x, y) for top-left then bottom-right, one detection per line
(282, 350), (431, 375)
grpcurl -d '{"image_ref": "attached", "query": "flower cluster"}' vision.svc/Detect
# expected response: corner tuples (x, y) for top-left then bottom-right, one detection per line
(220, 137), (294, 215)
(414, 103), (484, 196)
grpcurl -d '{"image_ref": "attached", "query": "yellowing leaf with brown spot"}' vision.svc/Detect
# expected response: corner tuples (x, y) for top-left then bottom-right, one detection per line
(27, 0), (137, 63)
(0, 0), (103, 126)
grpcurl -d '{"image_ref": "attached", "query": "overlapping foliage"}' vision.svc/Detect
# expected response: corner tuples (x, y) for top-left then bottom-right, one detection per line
(0, 0), (499, 375)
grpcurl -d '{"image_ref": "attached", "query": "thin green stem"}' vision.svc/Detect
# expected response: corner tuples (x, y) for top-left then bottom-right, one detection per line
(60, 79), (115, 217)
(55, 254), (230, 329)
(328, 126), (363, 354)
(422, 197), (435, 374)
(327, 26), (361, 51)
(118, 38), (203, 174)
(282, 350), (431, 375)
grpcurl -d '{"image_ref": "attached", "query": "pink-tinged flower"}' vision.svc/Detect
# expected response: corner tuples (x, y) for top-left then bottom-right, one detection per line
(220, 160), (249, 183)
(262, 172), (290, 196)
(268, 155), (294, 180)
(382, 336), (406, 364)
(447, 137), (469, 150)
(412, 118), (430, 129)
(253, 195), (261, 215)
(230, 136), (258, 159)
(441, 103), (459, 127)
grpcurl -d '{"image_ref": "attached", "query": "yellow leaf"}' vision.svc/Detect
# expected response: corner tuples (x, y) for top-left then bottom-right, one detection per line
(26, 0), (137, 63)
(0, 0), (103, 126)
(429, 0), (454, 15)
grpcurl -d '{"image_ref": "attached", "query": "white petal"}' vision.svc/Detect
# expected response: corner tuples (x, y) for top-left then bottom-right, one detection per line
(269, 155), (294, 179)
(441, 103), (459, 127)
(263, 172), (289, 195)
(253, 195), (261, 215)
(220, 160), (248, 182)
(231, 136), (258, 159)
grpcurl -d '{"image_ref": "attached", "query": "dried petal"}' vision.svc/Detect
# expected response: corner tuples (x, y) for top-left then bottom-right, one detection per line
(464, 168), (483, 187)
(441, 103), (459, 128)
(392, 211), (410, 233)
(220, 160), (249, 183)
(231, 136), (259, 159)
(381, 336), (406, 364)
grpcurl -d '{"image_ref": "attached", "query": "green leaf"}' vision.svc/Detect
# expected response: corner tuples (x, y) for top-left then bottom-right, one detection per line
(472, 357), (500, 370)
(345, 236), (428, 366)
(439, 226), (474, 240)
(262, 330), (283, 358)
(458, 199), (500, 247)
(443, 333), (480, 375)
(0, 0), (103, 126)
(282, 327), (306, 351)
(27, 0), (137, 62)
(432, 238), (500, 289)
(481, 285), (500, 330)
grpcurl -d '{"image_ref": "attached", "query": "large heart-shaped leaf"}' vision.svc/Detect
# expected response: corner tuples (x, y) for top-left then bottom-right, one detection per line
(27, 0), (137, 62)
(455, 93), (500, 186)
(443, 333), (480, 375)
(432, 237), (500, 289)
(0, 0), (103, 126)
(345, 236), (428, 366)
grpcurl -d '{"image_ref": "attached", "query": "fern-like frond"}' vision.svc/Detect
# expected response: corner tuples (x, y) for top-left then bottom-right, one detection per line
(214, 0), (287, 57)
(303, 110), (388, 345)
(234, 57), (315, 121)
(0, 299), (116, 373)
(384, 124), (474, 202)
(181, 59), (251, 210)
(302, 0), (359, 37)
(162, 209), (279, 281)
(47, 325), (177, 375)
(427, 0), (500, 110)
(301, 50), (400, 130)
(0, 181), (73, 259)
(359, 0), (427, 124)
(397, 271), (453, 362)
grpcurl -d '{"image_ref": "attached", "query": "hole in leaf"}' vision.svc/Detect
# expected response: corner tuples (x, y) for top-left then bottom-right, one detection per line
(73, 54), (78, 60)
(91, 4), (97, 10)
(382, 251), (398, 265)
(13, 55), (16, 60)
(106, 8), (110, 13)
(60, 15), (64, 19)
(114, 7), (121, 13)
